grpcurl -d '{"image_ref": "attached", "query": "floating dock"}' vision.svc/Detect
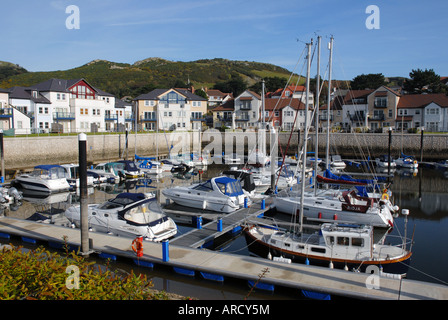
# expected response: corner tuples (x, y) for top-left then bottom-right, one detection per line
(0, 216), (447, 300)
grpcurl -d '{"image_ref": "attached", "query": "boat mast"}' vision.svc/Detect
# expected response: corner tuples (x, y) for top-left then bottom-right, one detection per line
(325, 36), (334, 170)
(314, 35), (321, 195)
(299, 40), (312, 233)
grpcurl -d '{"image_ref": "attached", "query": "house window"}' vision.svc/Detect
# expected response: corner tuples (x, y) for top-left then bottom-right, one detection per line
(70, 83), (95, 99)
(39, 107), (43, 114)
(375, 97), (387, 107)
(388, 110), (393, 118)
(274, 111), (279, 117)
(44, 107), (49, 114)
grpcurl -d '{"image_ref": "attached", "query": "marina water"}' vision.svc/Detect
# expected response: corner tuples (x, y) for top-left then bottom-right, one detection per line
(4, 163), (448, 299)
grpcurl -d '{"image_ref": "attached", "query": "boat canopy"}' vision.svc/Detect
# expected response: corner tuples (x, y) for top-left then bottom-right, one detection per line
(214, 176), (244, 197)
(118, 160), (140, 171)
(33, 165), (67, 179)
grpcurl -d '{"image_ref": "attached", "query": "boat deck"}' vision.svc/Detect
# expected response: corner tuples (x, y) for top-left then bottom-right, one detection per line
(0, 216), (447, 300)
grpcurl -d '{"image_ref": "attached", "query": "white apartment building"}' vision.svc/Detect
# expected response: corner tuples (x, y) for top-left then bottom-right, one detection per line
(135, 88), (207, 131)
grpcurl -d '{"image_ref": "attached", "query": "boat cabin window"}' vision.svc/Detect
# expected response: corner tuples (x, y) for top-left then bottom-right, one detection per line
(351, 238), (364, 247)
(326, 236), (335, 245)
(193, 181), (213, 192)
(311, 247), (326, 254)
(337, 237), (350, 246)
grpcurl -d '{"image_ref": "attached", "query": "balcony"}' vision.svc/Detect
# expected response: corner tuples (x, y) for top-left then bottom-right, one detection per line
(374, 103), (387, 108)
(235, 115), (250, 121)
(53, 112), (75, 120)
(371, 114), (385, 121)
(0, 108), (13, 118)
(125, 115), (135, 122)
(105, 114), (118, 121)
(319, 115), (333, 121)
(217, 115), (233, 121)
(141, 116), (157, 122)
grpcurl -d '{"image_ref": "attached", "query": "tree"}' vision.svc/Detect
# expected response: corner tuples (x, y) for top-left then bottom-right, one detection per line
(249, 77), (287, 94)
(350, 73), (385, 90)
(194, 88), (208, 99)
(403, 68), (445, 94)
(213, 73), (247, 97)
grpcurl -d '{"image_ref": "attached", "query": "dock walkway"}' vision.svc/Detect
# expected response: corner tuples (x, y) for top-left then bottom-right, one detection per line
(169, 199), (273, 248)
(0, 216), (447, 300)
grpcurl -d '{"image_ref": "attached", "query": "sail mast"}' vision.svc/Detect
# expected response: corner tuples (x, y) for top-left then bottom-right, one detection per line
(299, 40), (312, 233)
(314, 35), (321, 195)
(325, 36), (334, 170)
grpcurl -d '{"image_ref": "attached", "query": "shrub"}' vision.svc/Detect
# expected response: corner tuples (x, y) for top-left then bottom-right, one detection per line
(0, 244), (159, 300)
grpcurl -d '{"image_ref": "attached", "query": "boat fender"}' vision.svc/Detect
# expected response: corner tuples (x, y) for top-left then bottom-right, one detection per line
(381, 193), (389, 201)
(132, 236), (144, 257)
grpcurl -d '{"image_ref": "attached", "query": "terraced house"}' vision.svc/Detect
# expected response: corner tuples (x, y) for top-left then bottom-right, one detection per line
(1, 78), (125, 134)
(135, 88), (207, 131)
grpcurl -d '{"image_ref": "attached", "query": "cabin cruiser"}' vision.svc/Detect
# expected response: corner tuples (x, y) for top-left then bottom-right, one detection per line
(117, 160), (144, 178)
(134, 155), (163, 176)
(162, 176), (249, 213)
(87, 162), (122, 183)
(64, 193), (177, 242)
(375, 155), (396, 168)
(14, 165), (70, 193)
(274, 189), (395, 228)
(395, 154), (418, 169)
(244, 222), (412, 275)
(61, 164), (95, 188)
(329, 155), (346, 170)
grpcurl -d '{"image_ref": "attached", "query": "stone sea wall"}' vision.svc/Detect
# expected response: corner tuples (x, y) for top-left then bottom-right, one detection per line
(3, 131), (447, 171)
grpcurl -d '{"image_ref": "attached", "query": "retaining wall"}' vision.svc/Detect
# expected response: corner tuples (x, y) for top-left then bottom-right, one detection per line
(3, 131), (447, 171)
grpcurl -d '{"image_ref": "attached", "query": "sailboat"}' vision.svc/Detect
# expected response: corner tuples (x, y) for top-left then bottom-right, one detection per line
(244, 38), (412, 275)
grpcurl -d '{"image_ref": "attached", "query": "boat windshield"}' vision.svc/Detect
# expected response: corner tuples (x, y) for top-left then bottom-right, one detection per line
(216, 180), (243, 197)
(31, 166), (67, 179)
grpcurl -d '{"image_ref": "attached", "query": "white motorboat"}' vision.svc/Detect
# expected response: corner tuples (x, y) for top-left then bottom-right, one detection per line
(64, 192), (177, 242)
(134, 155), (163, 176)
(244, 222), (412, 275)
(249, 165), (297, 193)
(375, 155), (396, 168)
(395, 154), (418, 169)
(162, 176), (249, 213)
(117, 160), (144, 178)
(61, 164), (95, 188)
(14, 165), (70, 193)
(329, 155), (346, 170)
(274, 189), (395, 228)
(88, 162), (125, 182)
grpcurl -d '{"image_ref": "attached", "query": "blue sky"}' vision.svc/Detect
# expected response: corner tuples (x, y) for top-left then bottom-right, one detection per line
(2, 0), (447, 80)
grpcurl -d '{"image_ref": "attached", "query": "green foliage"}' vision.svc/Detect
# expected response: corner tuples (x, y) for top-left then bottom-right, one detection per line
(0, 58), (294, 99)
(0, 61), (28, 82)
(0, 244), (170, 300)
(403, 68), (446, 94)
(350, 73), (386, 90)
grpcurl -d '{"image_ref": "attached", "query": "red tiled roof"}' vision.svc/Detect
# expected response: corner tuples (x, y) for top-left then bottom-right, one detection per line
(397, 93), (448, 108)
(264, 98), (305, 110)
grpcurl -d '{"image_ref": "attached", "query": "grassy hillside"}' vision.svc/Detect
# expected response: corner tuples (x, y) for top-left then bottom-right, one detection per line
(0, 58), (296, 98)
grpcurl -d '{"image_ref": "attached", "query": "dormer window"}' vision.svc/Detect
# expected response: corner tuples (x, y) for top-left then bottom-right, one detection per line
(32, 91), (38, 98)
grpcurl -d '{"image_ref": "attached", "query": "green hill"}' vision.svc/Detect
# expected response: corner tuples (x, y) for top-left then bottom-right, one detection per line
(0, 58), (298, 98)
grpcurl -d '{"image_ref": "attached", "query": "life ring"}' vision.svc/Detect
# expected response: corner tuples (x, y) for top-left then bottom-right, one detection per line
(132, 237), (144, 257)
(381, 193), (389, 201)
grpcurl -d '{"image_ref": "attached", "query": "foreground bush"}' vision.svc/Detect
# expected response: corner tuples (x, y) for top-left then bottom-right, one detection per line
(0, 244), (166, 300)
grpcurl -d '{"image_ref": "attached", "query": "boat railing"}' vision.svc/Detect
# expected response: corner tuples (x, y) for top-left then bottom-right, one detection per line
(376, 234), (413, 256)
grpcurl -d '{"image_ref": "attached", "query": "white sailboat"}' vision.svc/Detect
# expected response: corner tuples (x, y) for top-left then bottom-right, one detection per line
(245, 38), (412, 275)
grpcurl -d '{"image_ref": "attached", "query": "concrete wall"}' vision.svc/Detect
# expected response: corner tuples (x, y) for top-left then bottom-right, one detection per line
(3, 131), (448, 171)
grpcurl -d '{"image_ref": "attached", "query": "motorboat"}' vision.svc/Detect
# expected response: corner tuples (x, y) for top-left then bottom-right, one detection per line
(329, 155), (346, 170)
(64, 192), (177, 242)
(249, 164), (297, 193)
(170, 162), (193, 174)
(274, 189), (395, 228)
(88, 162), (125, 182)
(162, 176), (250, 213)
(61, 164), (95, 188)
(244, 222), (412, 275)
(375, 155), (396, 168)
(117, 160), (144, 178)
(134, 155), (163, 176)
(14, 165), (70, 193)
(0, 185), (23, 212)
(434, 160), (448, 170)
(222, 169), (258, 198)
(395, 153), (418, 169)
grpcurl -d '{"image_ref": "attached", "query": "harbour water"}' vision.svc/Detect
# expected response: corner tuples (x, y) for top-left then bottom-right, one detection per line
(3, 163), (448, 299)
